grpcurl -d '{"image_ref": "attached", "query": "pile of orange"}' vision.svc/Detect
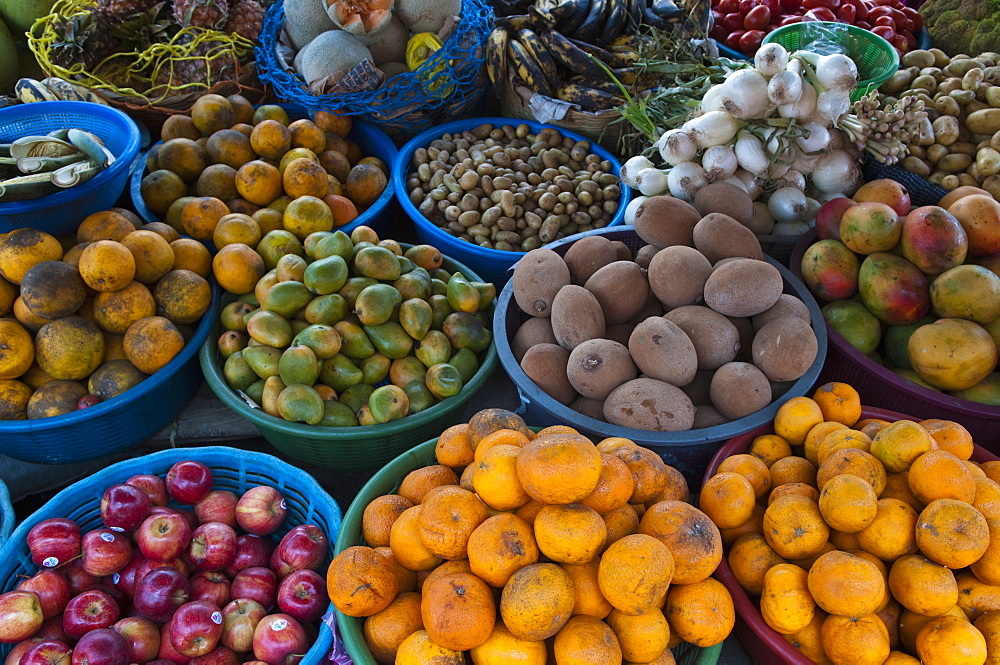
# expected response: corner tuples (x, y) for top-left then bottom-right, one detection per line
(0, 212), (213, 420)
(703, 380), (1000, 665)
(138, 96), (389, 296)
(327, 408), (736, 664)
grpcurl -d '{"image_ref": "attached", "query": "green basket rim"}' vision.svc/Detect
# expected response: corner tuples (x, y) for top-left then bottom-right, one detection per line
(199, 243), (499, 442)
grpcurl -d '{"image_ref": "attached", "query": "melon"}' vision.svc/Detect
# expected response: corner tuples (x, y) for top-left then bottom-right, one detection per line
(284, 0), (337, 51)
(295, 29), (372, 83)
(0, 0), (54, 40)
(357, 14), (407, 64)
(395, 0), (460, 34)
(325, 0), (392, 36)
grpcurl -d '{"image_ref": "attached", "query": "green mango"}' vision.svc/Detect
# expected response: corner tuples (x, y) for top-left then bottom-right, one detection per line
(224, 350), (257, 391)
(415, 330), (452, 368)
(471, 282), (496, 310)
(389, 356), (427, 388)
(278, 344), (320, 386)
(334, 321), (375, 359)
(304, 293), (348, 326)
(255, 270), (278, 307)
(443, 312), (493, 353)
(275, 254), (308, 283)
(378, 239), (403, 255)
(431, 279), (448, 297)
(368, 385), (410, 423)
(290, 319), (310, 336)
(339, 277), (379, 310)
(425, 363), (463, 400)
(339, 383), (375, 415)
(448, 347), (480, 383)
(363, 321), (414, 360)
(277, 384), (324, 424)
(319, 400), (359, 427)
(394, 268), (432, 301)
(354, 246), (402, 281)
(319, 353), (364, 392)
(351, 226), (379, 245)
(292, 324), (343, 359)
(354, 284), (403, 326)
(256, 230), (305, 271)
(430, 269), (452, 283)
(262, 281), (313, 318)
(447, 272), (481, 313)
(399, 298), (433, 341)
(245, 378), (266, 406)
(403, 381), (437, 414)
(261, 375), (286, 416)
(350, 241), (375, 261)
(303, 231), (334, 260)
(217, 330), (248, 359)
(313, 231), (354, 262)
(360, 353), (391, 384)
(242, 344), (283, 379)
(404, 245), (444, 271)
(246, 310), (293, 348)
(396, 256), (417, 274)
(304, 255), (349, 295)
(429, 295), (454, 331)
(237, 292), (260, 308)
(221, 301), (256, 332)
(357, 404), (378, 426)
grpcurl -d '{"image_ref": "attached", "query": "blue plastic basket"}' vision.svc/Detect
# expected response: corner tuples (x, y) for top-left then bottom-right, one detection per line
(0, 101), (141, 235)
(493, 226), (828, 487)
(0, 479), (12, 550)
(392, 117), (631, 286)
(256, 0), (493, 144)
(131, 104), (399, 238)
(0, 446), (342, 665)
(0, 283), (223, 464)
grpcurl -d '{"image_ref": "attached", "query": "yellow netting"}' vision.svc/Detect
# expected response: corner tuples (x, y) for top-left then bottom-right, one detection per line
(28, 0), (256, 105)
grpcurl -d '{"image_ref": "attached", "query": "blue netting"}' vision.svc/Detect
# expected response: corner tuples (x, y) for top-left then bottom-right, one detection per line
(256, 0), (493, 143)
(861, 156), (949, 208)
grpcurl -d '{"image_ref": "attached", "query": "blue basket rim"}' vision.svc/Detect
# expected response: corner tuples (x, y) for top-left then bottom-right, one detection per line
(130, 104), (397, 233)
(493, 225), (830, 446)
(0, 101), (141, 214)
(391, 117), (631, 262)
(0, 281), (222, 434)
(0, 479), (11, 548)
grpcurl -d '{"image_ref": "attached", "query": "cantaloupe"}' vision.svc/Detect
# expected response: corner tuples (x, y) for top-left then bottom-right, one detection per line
(325, 0), (392, 36)
(284, 0), (337, 51)
(395, 0), (460, 34)
(295, 29), (373, 84)
(358, 14), (407, 65)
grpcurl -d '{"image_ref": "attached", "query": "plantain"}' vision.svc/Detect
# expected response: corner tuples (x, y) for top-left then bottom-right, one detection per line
(627, 0), (646, 29)
(567, 38), (635, 68)
(599, 0), (628, 45)
(567, 75), (626, 96)
(42, 78), (107, 105)
(575, 0), (608, 43)
(531, 0), (561, 24)
(556, 82), (624, 110)
(14, 79), (58, 104)
(539, 30), (607, 79)
(517, 29), (559, 83)
(507, 37), (552, 96)
(548, 0), (592, 33)
(495, 13), (544, 31)
(486, 27), (509, 87)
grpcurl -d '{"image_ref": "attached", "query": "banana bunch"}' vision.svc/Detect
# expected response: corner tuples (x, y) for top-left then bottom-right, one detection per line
(487, 0), (649, 111)
(14, 78), (108, 106)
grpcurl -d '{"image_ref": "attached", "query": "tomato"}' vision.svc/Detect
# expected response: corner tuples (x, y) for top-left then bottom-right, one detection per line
(855, 19), (871, 28)
(897, 16), (914, 32)
(723, 12), (746, 30)
(803, 7), (836, 20)
(718, 0), (740, 11)
(903, 6), (923, 29)
(739, 29), (766, 54)
(744, 5), (772, 29)
(780, 0), (802, 10)
(899, 29), (917, 50)
(867, 6), (892, 18)
(739, 0), (757, 14)
(874, 15), (895, 27)
(871, 24), (895, 41)
(711, 23), (729, 39)
(760, 0), (782, 15)
(836, 3), (856, 22)
(803, 0), (841, 9)
(780, 14), (804, 23)
(891, 34), (908, 51)
(724, 30), (746, 50)
(847, 0), (868, 20)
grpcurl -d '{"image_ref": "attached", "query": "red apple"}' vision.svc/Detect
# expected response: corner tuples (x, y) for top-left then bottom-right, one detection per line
(0, 591), (45, 643)
(145, 661), (175, 665)
(100, 484), (151, 533)
(113, 616), (160, 665)
(175, 508), (200, 531)
(220, 599), (266, 654)
(165, 461), (213, 504)
(231, 568), (277, 610)
(113, 550), (147, 598)
(235, 488), (286, 537)
(71, 629), (129, 665)
(168, 601), (224, 658)
(189, 647), (239, 665)
(135, 514), (191, 563)
(156, 624), (186, 665)
(61, 561), (99, 597)
(27, 519), (82, 570)
(126, 475), (168, 507)
(275, 571), (326, 624)
(225, 536), (273, 578)
(135, 557), (188, 583)
(251, 614), (307, 665)
(270, 526), (327, 579)
(814, 197), (855, 241)
(62, 589), (120, 639)
(21, 640), (72, 665)
(190, 572), (231, 608)
(35, 616), (69, 643)
(189, 523), (238, 572)
(133, 567), (189, 623)
(5, 639), (46, 665)
(17, 570), (71, 620)
(195, 491), (239, 528)
(81, 530), (133, 577)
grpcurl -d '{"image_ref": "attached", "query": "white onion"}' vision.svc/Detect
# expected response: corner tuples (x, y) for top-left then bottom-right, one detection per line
(769, 161), (790, 179)
(796, 123), (830, 154)
(718, 69), (771, 119)
(735, 169), (763, 200)
(778, 79), (816, 120)
(791, 152), (820, 174)
(683, 111), (741, 148)
(657, 128), (698, 165)
(720, 175), (748, 192)
(634, 167), (670, 197)
(620, 155), (656, 189)
(701, 84), (724, 113)
(817, 89), (851, 125)
(772, 221), (810, 235)
(667, 162), (708, 201)
(804, 196), (822, 220)
(755, 43), (788, 78)
(702, 145), (738, 182)
(811, 149), (859, 194)
(624, 195), (648, 225)
(768, 187), (809, 223)
(735, 131), (769, 176)
(767, 71), (802, 106)
(812, 53), (859, 93)
(777, 169), (806, 191)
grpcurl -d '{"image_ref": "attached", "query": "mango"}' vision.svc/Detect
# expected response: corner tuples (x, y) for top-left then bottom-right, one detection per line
(278, 344), (320, 386)
(255, 270), (279, 305)
(883, 316), (937, 370)
(218, 330), (248, 359)
(425, 363), (463, 400)
(360, 353), (391, 384)
(292, 324), (342, 359)
(390, 356), (427, 388)
(304, 293), (348, 325)
(357, 403), (377, 426)
(245, 378), (266, 406)
(221, 301), (256, 332)
(354, 246), (401, 281)
(431, 278), (448, 297)
(242, 344), (283, 379)
(363, 321), (413, 360)
(368, 384), (409, 423)
(443, 312), (493, 353)
(800, 239), (861, 302)
(262, 280), (313, 317)
(276, 254), (308, 282)
(339, 383), (375, 414)
(277, 384), (324, 424)
(334, 320), (375, 359)
(257, 230), (305, 270)
(471, 281), (496, 310)
(449, 347), (480, 383)
(339, 277), (378, 309)
(403, 381), (436, 414)
(821, 300), (882, 355)
(224, 350), (257, 391)
(313, 230), (354, 262)
(319, 399), (360, 427)
(246, 310), (293, 347)
(859, 252), (931, 326)
(430, 269), (452, 283)
(396, 256), (417, 274)
(354, 283), (402, 326)
(445, 272), (479, 314)
(304, 255), (349, 295)
(237, 292), (260, 308)
(399, 298), (433, 341)
(320, 353), (364, 392)
(394, 268), (432, 301)
(261, 375), (286, 416)
(429, 294), (453, 330)
(303, 231), (334, 260)
(404, 244), (443, 271)
(415, 330), (452, 367)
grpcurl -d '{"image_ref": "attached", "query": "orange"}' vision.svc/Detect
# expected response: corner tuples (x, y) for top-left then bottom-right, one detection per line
(388, 505), (442, 572)
(857, 498), (919, 561)
(818, 473), (879, 533)
(762, 494), (829, 560)
(759, 563), (815, 635)
(421, 572), (495, 651)
(601, 504), (640, 547)
(515, 434), (602, 505)
(974, 477), (1000, 519)
(773, 396), (825, 446)
(807, 550), (885, 617)
(76, 210), (134, 243)
(699, 472), (755, 530)
(920, 419), (975, 460)
(908, 450), (977, 504)
(983, 461), (1000, 485)
(374, 546), (417, 593)
(78, 240), (136, 292)
(552, 616), (622, 665)
(153, 269), (211, 325)
(169, 239), (212, 278)
(877, 599), (904, 651)
(121, 316), (182, 374)
(889, 554), (959, 617)
(394, 630), (463, 665)
(533, 503), (607, 565)
(474, 428), (531, 464)
(288, 119), (327, 153)
(768, 482), (820, 505)
(727, 532), (786, 596)
(468, 620), (546, 665)
(434, 423), (474, 468)
(235, 160), (283, 207)
(870, 420), (936, 473)
(769, 456), (817, 488)
(957, 571), (1000, 621)
(804, 421), (850, 467)
(858, 418), (892, 439)
(663, 577), (735, 647)
(716, 453), (771, 501)
(597, 534), (673, 616)
(362, 591), (423, 664)
(748, 433), (792, 467)
(212, 243), (266, 296)
(181, 197), (230, 243)
(606, 609), (670, 663)
(314, 110), (352, 137)
(781, 609), (829, 664)
(416, 485), (487, 560)
(500, 563), (575, 641)
(974, 612), (1000, 665)
(829, 528), (862, 551)
(612, 446), (669, 504)
(881, 471), (923, 512)
(816, 448), (887, 495)
(0, 320), (34, 380)
(638, 500), (721, 585)
(817, 428), (872, 466)
(821, 613), (890, 665)
(283, 195), (334, 240)
(361, 494), (413, 547)
(397, 465), (458, 504)
(250, 119), (291, 160)
(561, 559), (614, 620)
(467, 514), (539, 588)
(420, 559), (473, 594)
(581, 454), (635, 514)
(472, 444), (530, 512)
(93, 281), (156, 334)
(916, 614), (987, 665)
(283, 158), (328, 199)
(812, 381), (862, 426)
(916, 498), (990, 569)
(121, 230), (175, 284)
(467, 409), (531, 451)
(212, 213), (262, 249)
(326, 545), (397, 617)
(324, 194), (359, 228)
(647, 464), (690, 505)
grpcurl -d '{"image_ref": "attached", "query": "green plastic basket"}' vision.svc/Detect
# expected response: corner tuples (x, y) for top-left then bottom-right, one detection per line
(334, 437), (722, 665)
(199, 245), (498, 471)
(761, 22), (900, 102)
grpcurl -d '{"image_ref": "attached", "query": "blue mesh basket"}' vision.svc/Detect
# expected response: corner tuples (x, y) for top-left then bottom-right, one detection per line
(861, 156), (948, 208)
(256, 0), (493, 143)
(0, 101), (141, 235)
(0, 479), (12, 550)
(0, 446), (343, 665)
(0, 283), (223, 464)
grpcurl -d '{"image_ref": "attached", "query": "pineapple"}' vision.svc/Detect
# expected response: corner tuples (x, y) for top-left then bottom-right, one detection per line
(225, 0), (264, 41)
(172, 0), (229, 29)
(170, 36), (238, 86)
(111, 1), (178, 52)
(49, 11), (117, 69)
(97, 0), (162, 19)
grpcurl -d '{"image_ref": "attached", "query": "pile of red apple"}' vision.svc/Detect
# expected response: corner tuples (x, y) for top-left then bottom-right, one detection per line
(0, 461), (331, 665)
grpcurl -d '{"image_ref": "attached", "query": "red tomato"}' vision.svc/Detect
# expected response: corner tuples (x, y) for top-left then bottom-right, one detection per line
(744, 5), (772, 29)
(722, 12), (745, 30)
(836, 3), (856, 22)
(711, 23), (729, 39)
(897, 16), (914, 32)
(803, 7), (836, 20)
(867, 6), (892, 18)
(900, 29), (917, 50)
(712, 10), (725, 23)
(780, 13), (804, 23)
(803, 0), (841, 9)
(780, 0), (802, 10)
(855, 19), (871, 28)
(874, 15), (895, 27)
(760, 0), (782, 15)
(848, 0), (868, 19)
(718, 0), (740, 11)
(739, 29), (766, 54)
(724, 30), (746, 49)
(891, 34), (908, 51)
(903, 6), (923, 29)
(871, 24), (895, 40)
(739, 0), (757, 14)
